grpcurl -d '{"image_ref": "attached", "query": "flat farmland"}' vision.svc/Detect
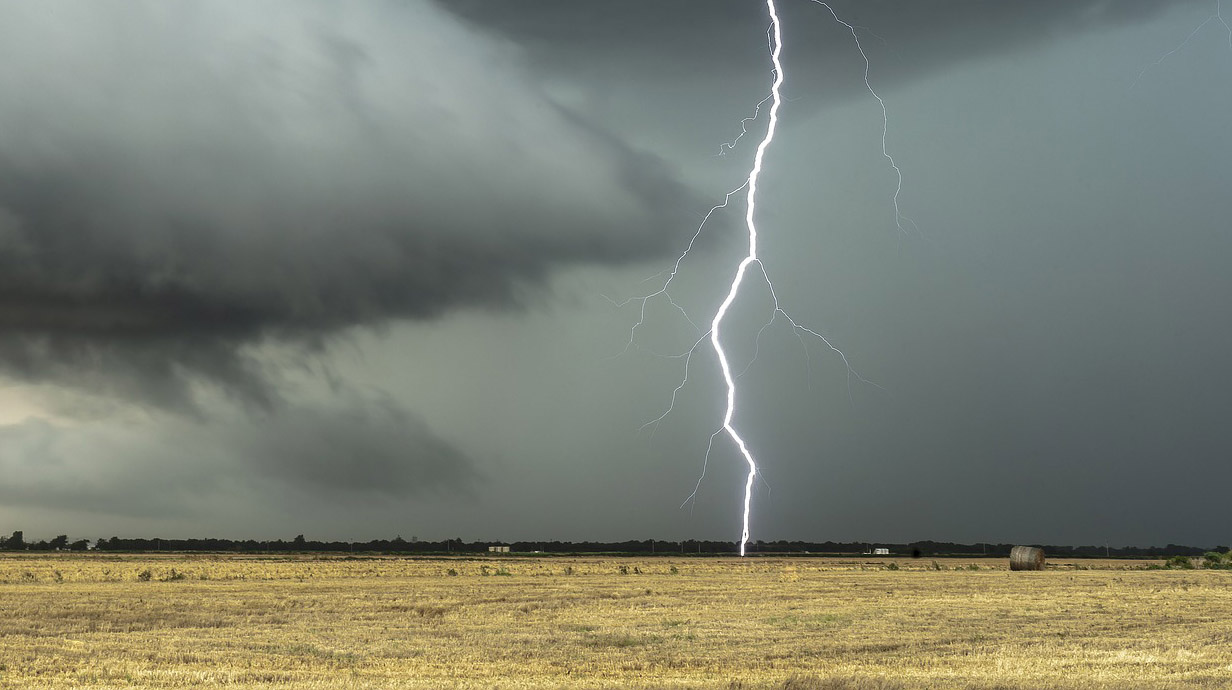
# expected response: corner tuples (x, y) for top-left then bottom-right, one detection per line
(0, 554), (1229, 689)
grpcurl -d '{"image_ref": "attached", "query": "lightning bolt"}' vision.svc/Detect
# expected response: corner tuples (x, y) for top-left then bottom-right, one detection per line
(707, 0), (785, 558)
(611, 0), (1225, 557)
(611, 0), (899, 557)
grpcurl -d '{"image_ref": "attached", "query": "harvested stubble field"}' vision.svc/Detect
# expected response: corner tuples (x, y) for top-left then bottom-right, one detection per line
(0, 554), (1229, 689)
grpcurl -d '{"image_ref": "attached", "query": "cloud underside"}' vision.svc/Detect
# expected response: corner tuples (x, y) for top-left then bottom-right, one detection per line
(0, 396), (479, 518)
(0, 0), (697, 408)
(444, 0), (1191, 85)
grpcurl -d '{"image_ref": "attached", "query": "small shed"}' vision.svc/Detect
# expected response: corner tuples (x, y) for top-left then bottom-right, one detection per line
(488, 545), (510, 553)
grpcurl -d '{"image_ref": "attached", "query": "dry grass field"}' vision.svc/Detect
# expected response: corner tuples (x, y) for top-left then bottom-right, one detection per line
(0, 554), (1229, 689)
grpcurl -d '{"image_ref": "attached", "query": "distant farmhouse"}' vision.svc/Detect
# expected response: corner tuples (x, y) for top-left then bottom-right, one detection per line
(873, 548), (890, 555)
(488, 545), (510, 553)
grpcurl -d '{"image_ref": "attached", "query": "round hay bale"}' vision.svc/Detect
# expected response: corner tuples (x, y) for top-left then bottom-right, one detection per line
(1009, 546), (1045, 571)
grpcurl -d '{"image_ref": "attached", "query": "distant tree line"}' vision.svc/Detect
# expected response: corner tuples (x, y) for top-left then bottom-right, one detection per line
(0, 532), (91, 551)
(0, 530), (1224, 558)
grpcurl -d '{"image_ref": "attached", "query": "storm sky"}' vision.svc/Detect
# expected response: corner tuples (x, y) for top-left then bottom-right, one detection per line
(1, 0), (1229, 547)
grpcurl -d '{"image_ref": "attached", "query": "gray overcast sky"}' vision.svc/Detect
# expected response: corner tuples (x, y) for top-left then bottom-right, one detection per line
(1, 0), (1229, 547)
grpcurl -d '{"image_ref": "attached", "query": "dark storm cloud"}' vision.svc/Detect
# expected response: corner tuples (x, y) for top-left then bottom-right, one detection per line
(444, 0), (1197, 87)
(0, 0), (1195, 407)
(242, 396), (478, 495)
(0, 0), (698, 406)
(0, 395), (477, 518)
(442, 1), (1203, 154)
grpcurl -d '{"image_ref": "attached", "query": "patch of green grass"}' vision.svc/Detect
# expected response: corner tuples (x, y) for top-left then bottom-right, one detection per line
(1202, 552), (1229, 569)
(1166, 555), (1194, 570)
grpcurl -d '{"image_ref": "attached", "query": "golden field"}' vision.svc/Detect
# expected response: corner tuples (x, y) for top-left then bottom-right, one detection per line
(0, 554), (1229, 689)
